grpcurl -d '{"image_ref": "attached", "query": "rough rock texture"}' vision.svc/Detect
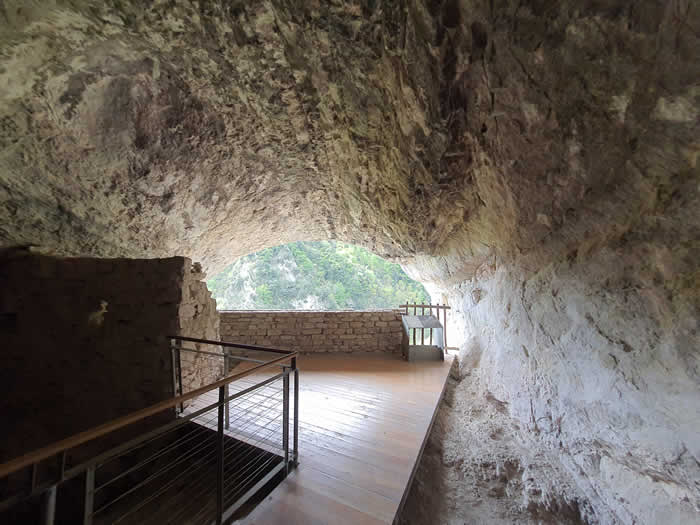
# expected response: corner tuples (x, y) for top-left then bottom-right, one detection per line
(400, 361), (593, 524)
(0, 0), (450, 270)
(178, 263), (223, 392)
(220, 310), (405, 353)
(0, 1), (698, 524)
(430, 254), (700, 523)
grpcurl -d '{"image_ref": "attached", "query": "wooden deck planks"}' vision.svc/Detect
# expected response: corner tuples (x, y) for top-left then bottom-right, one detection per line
(241, 352), (453, 525)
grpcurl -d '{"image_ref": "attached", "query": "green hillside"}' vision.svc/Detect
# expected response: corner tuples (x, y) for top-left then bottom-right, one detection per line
(208, 241), (429, 310)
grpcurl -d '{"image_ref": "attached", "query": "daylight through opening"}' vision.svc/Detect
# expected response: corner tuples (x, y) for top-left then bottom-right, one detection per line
(208, 241), (430, 311)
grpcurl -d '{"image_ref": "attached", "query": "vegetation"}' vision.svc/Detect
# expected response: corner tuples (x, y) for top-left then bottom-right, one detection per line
(208, 241), (429, 310)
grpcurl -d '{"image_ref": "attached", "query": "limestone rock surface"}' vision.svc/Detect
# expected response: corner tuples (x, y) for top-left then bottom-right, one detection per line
(0, 0), (449, 269)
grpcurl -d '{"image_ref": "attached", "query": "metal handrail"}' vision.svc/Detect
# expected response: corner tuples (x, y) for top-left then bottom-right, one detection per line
(170, 334), (295, 354)
(400, 302), (451, 348)
(0, 347), (296, 480)
(399, 303), (451, 310)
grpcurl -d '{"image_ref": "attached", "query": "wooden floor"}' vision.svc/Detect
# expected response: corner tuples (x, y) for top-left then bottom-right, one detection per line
(239, 352), (454, 525)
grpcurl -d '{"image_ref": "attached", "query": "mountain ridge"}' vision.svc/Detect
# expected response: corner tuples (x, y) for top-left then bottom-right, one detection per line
(208, 241), (429, 311)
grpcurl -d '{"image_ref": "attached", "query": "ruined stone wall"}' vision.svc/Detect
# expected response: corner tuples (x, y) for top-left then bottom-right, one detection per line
(178, 264), (223, 393)
(220, 310), (404, 354)
(0, 252), (219, 461)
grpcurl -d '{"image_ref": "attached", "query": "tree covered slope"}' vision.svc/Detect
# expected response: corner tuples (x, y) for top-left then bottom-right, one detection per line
(208, 241), (429, 310)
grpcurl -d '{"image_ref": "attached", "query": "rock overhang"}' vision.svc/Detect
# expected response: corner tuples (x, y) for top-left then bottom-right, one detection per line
(1, 2), (699, 522)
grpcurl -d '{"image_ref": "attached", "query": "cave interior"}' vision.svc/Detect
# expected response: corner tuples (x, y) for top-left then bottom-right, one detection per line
(0, 1), (699, 524)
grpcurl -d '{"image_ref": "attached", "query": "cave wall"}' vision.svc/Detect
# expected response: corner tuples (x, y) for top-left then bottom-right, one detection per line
(0, 252), (218, 460)
(0, 0), (450, 270)
(437, 245), (699, 523)
(0, 1), (698, 523)
(398, 1), (700, 522)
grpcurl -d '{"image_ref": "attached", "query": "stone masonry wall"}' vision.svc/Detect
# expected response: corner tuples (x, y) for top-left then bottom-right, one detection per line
(178, 263), (223, 393)
(220, 310), (405, 354)
(0, 251), (219, 461)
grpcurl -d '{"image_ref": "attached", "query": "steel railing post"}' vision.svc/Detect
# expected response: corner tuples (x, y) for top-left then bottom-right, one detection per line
(217, 386), (225, 525)
(176, 342), (184, 412)
(41, 485), (57, 525)
(171, 338), (184, 413)
(83, 466), (95, 525)
(283, 369), (290, 475)
(170, 339), (178, 412)
(224, 355), (230, 430)
(443, 305), (448, 349)
(60, 451), (66, 482)
(292, 357), (299, 467)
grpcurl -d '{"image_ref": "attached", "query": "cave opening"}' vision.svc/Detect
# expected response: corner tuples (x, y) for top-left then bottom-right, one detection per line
(207, 240), (430, 311)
